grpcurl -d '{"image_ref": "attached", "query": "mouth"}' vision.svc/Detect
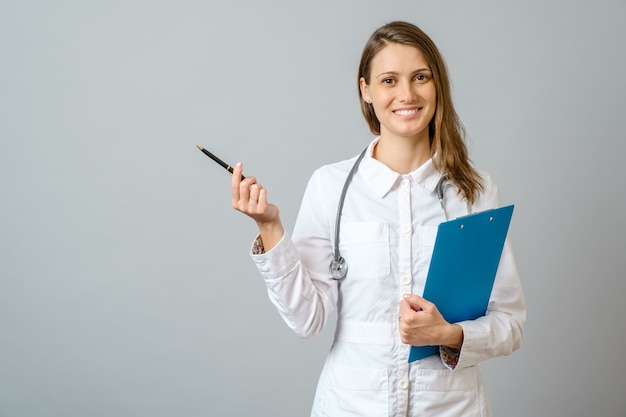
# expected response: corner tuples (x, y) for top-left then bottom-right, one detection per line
(393, 107), (422, 116)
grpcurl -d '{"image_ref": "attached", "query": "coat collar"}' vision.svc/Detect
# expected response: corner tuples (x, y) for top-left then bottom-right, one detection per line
(360, 137), (445, 198)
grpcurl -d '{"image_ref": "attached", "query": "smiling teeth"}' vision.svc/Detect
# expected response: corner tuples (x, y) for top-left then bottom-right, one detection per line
(395, 109), (419, 115)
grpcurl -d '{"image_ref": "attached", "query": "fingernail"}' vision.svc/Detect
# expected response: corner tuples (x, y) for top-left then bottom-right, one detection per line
(402, 294), (409, 299)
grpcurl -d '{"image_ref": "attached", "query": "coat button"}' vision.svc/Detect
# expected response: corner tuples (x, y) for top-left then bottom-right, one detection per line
(401, 275), (411, 285)
(401, 224), (412, 234)
(399, 379), (409, 390)
(400, 178), (409, 188)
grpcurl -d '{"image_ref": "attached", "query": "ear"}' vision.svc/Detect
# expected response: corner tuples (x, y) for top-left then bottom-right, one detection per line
(359, 77), (371, 103)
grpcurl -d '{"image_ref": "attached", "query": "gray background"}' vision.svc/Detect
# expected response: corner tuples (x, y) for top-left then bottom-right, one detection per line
(1, 0), (625, 416)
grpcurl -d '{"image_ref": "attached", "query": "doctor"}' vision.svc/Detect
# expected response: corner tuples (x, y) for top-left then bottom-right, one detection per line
(229, 20), (526, 417)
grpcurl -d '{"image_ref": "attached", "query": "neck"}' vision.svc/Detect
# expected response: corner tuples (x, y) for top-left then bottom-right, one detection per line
(373, 134), (431, 174)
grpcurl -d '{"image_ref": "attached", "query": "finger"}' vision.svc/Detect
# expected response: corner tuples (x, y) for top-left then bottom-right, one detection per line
(231, 163), (244, 207)
(402, 294), (433, 311)
(254, 188), (273, 214)
(238, 176), (257, 203)
(398, 299), (414, 318)
(248, 183), (262, 203)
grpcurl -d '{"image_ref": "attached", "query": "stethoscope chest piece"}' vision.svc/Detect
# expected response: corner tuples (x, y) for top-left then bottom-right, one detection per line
(329, 256), (348, 280)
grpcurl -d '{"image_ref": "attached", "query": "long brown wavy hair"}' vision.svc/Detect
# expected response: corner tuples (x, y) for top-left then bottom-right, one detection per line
(358, 21), (483, 204)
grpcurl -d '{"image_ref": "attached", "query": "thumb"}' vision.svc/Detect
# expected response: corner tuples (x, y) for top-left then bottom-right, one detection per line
(402, 293), (433, 311)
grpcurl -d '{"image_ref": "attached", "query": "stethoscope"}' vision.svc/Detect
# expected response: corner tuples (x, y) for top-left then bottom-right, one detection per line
(329, 147), (450, 280)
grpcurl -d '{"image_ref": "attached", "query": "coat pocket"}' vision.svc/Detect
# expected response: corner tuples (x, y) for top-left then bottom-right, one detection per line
(410, 367), (484, 416)
(325, 365), (389, 416)
(339, 222), (390, 280)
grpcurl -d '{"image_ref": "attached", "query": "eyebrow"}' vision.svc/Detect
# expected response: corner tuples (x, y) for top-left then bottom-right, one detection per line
(375, 68), (432, 78)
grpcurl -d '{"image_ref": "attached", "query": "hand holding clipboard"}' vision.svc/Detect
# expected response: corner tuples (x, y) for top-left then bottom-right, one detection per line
(408, 205), (515, 362)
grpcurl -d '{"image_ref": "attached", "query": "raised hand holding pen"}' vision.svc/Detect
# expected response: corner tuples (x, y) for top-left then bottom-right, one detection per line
(231, 162), (284, 252)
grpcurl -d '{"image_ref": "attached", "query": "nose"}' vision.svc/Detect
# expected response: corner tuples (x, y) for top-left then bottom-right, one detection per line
(399, 80), (417, 103)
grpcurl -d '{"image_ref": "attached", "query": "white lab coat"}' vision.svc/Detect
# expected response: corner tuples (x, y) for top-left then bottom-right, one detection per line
(251, 138), (526, 417)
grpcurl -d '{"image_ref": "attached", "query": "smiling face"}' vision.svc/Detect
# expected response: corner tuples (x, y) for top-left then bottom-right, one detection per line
(359, 43), (436, 144)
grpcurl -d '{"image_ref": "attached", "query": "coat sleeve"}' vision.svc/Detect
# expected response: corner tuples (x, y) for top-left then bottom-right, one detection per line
(250, 169), (339, 339)
(451, 174), (527, 370)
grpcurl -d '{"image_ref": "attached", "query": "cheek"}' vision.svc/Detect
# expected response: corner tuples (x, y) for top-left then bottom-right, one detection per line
(424, 89), (437, 116)
(371, 91), (394, 109)
(424, 86), (437, 106)
(372, 97), (394, 120)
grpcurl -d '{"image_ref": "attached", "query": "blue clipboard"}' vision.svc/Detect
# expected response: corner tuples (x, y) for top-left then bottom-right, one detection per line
(408, 204), (514, 363)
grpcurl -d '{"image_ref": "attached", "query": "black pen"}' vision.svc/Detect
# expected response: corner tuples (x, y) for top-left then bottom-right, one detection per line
(196, 145), (245, 180)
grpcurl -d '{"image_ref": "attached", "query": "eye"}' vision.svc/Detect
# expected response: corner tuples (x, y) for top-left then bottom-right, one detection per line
(414, 73), (431, 83)
(382, 78), (395, 85)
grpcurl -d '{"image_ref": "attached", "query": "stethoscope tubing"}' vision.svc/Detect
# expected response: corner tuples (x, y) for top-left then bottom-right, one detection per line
(330, 148), (449, 280)
(332, 148), (368, 261)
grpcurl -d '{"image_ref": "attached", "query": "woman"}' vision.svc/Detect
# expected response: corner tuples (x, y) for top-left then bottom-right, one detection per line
(230, 20), (525, 417)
